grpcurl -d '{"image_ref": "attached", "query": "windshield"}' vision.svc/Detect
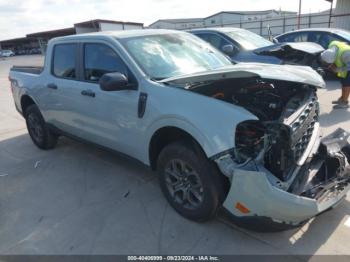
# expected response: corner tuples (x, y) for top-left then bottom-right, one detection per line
(120, 33), (231, 80)
(226, 30), (273, 50)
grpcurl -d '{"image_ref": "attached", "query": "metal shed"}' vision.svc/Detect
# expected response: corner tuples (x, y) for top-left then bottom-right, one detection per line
(332, 0), (350, 30)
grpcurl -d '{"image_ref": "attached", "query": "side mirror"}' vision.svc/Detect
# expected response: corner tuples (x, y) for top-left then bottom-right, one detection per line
(99, 72), (134, 91)
(272, 38), (279, 44)
(221, 44), (237, 55)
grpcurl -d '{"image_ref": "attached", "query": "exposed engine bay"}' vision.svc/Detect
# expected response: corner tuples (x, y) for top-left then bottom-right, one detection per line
(191, 78), (350, 201)
(160, 62), (348, 227)
(195, 77), (314, 121)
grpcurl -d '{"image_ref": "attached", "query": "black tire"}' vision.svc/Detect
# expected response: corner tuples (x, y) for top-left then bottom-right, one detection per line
(157, 140), (227, 222)
(24, 104), (58, 150)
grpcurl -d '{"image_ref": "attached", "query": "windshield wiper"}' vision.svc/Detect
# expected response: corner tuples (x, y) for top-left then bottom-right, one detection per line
(150, 77), (166, 81)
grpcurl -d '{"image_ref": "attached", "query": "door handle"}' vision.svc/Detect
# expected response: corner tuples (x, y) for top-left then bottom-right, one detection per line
(81, 89), (95, 97)
(47, 83), (57, 90)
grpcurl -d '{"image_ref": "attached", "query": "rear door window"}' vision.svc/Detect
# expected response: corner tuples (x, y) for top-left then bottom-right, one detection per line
(52, 44), (77, 79)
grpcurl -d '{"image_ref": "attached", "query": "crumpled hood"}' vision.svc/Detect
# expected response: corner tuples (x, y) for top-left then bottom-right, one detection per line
(254, 42), (325, 55)
(160, 63), (326, 88)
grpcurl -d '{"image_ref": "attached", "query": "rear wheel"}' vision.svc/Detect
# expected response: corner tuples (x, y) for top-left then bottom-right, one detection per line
(25, 104), (58, 150)
(157, 141), (226, 221)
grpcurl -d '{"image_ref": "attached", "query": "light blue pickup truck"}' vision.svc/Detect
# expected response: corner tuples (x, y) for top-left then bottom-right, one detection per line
(9, 29), (350, 231)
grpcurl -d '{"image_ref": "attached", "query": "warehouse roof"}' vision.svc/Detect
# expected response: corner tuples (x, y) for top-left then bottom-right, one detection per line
(0, 37), (33, 44)
(27, 27), (76, 38)
(205, 9), (297, 19)
(148, 18), (203, 27)
(74, 19), (143, 27)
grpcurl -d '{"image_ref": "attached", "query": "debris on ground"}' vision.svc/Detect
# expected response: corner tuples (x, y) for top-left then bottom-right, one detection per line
(34, 160), (41, 169)
(123, 190), (130, 198)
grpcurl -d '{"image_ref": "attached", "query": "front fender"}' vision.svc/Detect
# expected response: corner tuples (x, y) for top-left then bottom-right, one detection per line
(141, 82), (258, 165)
(143, 111), (256, 165)
(144, 117), (213, 165)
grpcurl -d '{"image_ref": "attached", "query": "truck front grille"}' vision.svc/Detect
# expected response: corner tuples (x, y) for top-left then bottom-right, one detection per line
(290, 96), (319, 162)
(264, 94), (320, 182)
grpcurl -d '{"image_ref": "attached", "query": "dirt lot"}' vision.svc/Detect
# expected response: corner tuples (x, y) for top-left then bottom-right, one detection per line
(0, 55), (350, 256)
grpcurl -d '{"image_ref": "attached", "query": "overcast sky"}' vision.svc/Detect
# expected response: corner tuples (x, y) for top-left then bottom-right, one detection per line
(0, 0), (335, 40)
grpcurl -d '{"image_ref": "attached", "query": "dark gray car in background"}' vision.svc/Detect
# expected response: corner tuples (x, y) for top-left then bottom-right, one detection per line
(190, 27), (324, 72)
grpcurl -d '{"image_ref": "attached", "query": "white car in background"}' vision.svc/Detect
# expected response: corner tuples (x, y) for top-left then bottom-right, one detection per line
(1, 50), (15, 57)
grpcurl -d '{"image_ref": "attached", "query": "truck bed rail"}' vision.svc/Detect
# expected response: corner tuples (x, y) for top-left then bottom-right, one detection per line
(11, 66), (43, 75)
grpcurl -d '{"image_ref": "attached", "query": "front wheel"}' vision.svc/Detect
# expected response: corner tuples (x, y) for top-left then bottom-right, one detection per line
(157, 141), (226, 221)
(25, 104), (58, 150)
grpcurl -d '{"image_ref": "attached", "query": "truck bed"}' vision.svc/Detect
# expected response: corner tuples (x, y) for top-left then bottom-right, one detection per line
(11, 66), (43, 75)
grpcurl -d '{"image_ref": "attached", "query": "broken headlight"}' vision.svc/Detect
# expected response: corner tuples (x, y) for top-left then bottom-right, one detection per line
(235, 120), (266, 163)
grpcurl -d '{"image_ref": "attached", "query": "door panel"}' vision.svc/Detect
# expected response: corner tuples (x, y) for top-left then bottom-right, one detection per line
(74, 82), (140, 154)
(44, 43), (86, 137)
(73, 42), (141, 155)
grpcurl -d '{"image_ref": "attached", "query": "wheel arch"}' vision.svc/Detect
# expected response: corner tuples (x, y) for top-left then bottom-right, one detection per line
(148, 126), (208, 170)
(20, 94), (36, 115)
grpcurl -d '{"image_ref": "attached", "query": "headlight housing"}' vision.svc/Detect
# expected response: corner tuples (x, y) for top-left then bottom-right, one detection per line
(235, 120), (266, 162)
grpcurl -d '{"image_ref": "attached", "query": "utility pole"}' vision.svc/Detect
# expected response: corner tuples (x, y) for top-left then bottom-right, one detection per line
(328, 0), (334, 28)
(297, 0), (302, 29)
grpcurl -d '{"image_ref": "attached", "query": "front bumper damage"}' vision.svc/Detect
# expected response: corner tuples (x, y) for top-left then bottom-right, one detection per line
(215, 128), (350, 231)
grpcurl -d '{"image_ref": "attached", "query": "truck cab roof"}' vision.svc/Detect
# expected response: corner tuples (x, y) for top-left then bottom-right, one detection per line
(50, 29), (183, 43)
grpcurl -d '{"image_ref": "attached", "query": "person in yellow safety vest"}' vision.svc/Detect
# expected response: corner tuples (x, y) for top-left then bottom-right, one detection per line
(320, 40), (350, 109)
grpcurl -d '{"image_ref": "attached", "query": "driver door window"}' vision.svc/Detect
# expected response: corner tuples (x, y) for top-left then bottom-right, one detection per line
(84, 43), (128, 82)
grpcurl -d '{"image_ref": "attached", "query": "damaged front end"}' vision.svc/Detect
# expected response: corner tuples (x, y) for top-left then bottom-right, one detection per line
(254, 42), (325, 75)
(207, 79), (350, 229)
(161, 64), (348, 230)
(215, 127), (350, 230)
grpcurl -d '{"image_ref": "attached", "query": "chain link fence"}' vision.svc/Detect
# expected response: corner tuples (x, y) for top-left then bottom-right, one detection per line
(180, 13), (336, 38)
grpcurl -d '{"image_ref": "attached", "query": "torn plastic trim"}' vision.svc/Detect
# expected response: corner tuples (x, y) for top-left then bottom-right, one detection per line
(254, 42), (325, 56)
(222, 167), (350, 225)
(213, 150), (284, 188)
(214, 120), (321, 189)
(215, 128), (350, 225)
(281, 42), (324, 54)
(321, 128), (350, 156)
(219, 158), (350, 225)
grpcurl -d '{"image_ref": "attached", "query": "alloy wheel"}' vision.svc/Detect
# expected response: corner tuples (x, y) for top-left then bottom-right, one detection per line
(164, 159), (204, 210)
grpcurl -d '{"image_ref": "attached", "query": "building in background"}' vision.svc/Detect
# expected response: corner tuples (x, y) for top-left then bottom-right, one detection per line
(0, 37), (40, 54)
(148, 18), (204, 30)
(26, 27), (76, 53)
(1, 4), (349, 54)
(203, 10), (296, 27)
(74, 19), (143, 34)
(333, 0), (350, 30)
(0, 19), (143, 54)
(148, 9), (296, 30)
(147, 7), (349, 39)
